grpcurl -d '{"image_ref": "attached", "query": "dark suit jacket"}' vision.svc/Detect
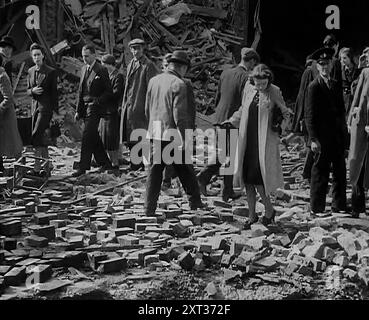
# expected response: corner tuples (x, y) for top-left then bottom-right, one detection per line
(305, 75), (346, 148)
(214, 65), (249, 123)
(292, 63), (318, 135)
(27, 63), (58, 114)
(77, 61), (112, 118)
(106, 69), (124, 115)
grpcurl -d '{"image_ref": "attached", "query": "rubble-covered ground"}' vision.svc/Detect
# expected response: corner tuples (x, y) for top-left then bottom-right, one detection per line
(1, 135), (369, 301)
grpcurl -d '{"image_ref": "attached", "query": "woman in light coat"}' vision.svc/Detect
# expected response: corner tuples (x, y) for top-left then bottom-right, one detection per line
(224, 64), (290, 227)
(347, 67), (369, 217)
(0, 54), (23, 170)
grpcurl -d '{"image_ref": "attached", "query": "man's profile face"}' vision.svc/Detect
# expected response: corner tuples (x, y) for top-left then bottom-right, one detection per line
(317, 60), (332, 77)
(0, 45), (13, 59)
(82, 49), (95, 65)
(130, 45), (144, 60)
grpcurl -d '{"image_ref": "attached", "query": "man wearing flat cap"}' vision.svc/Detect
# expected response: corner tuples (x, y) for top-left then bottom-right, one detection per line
(119, 38), (158, 171)
(305, 47), (347, 214)
(144, 50), (205, 216)
(197, 47), (260, 202)
(0, 36), (16, 85)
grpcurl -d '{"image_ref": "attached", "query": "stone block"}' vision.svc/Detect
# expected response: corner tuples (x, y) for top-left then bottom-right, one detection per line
(112, 216), (136, 229)
(0, 220), (22, 236)
(4, 238), (17, 251)
(97, 257), (127, 273)
(144, 254), (160, 267)
(113, 227), (134, 237)
(34, 214), (50, 226)
(29, 264), (52, 283)
(177, 251), (194, 270)
(117, 235), (140, 247)
(25, 235), (48, 248)
(87, 252), (108, 270)
(4, 267), (26, 286)
(32, 225), (55, 241)
(302, 242), (325, 259)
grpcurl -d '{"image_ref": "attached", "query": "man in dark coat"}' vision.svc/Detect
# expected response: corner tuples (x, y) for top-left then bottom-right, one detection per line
(100, 54), (124, 169)
(0, 36), (16, 84)
(144, 50), (205, 216)
(197, 47), (260, 202)
(27, 43), (58, 174)
(73, 44), (112, 177)
(287, 54), (319, 181)
(323, 34), (342, 86)
(119, 38), (158, 171)
(305, 47), (347, 214)
(0, 35), (17, 172)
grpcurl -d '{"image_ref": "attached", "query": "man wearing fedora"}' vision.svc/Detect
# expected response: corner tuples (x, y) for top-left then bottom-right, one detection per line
(144, 50), (205, 216)
(197, 47), (260, 202)
(305, 47), (347, 214)
(119, 38), (158, 171)
(0, 35), (16, 84)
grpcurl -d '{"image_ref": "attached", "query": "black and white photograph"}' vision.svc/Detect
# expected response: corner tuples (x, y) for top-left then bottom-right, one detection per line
(1, 0), (369, 311)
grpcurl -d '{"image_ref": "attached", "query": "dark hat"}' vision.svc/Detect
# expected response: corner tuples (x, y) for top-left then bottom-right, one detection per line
(241, 47), (260, 61)
(167, 50), (190, 66)
(323, 34), (338, 48)
(311, 47), (335, 64)
(101, 54), (116, 65)
(128, 38), (145, 47)
(0, 36), (16, 50)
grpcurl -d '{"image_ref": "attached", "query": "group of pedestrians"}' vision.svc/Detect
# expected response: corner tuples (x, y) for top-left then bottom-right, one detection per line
(2, 32), (369, 225)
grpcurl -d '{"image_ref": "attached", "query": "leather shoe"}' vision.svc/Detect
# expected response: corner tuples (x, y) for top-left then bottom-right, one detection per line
(190, 202), (208, 210)
(222, 192), (242, 202)
(72, 170), (86, 177)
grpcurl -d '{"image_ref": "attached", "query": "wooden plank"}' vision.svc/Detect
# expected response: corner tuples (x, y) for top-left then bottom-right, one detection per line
(150, 20), (181, 46)
(13, 62), (25, 95)
(102, 13), (110, 53)
(118, 0), (131, 68)
(187, 4), (227, 19)
(108, 5), (115, 54)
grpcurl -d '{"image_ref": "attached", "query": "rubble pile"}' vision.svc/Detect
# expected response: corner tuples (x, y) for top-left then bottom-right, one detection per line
(1, 137), (369, 300)
(60, 0), (241, 115)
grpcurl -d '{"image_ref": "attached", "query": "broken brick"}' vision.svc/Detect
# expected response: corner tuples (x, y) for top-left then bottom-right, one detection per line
(337, 233), (358, 257)
(4, 266), (27, 286)
(34, 214), (50, 225)
(25, 235), (49, 248)
(32, 225), (55, 241)
(0, 220), (22, 236)
(113, 227), (134, 237)
(302, 242), (325, 259)
(25, 202), (36, 213)
(4, 238), (17, 251)
(144, 254), (160, 267)
(97, 257), (127, 273)
(177, 251), (195, 270)
(117, 235), (139, 247)
(87, 252), (108, 270)
(112, 216), (136, 229)
(29, 264), (52, 283)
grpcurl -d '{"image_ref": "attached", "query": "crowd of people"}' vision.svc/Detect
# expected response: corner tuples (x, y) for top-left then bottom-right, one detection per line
(1, 32), (369, 227)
